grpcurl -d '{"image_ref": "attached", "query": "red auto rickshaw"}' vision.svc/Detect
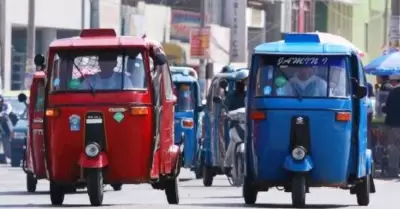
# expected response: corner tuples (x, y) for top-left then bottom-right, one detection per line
(18, 71), (46, 193)
(28, 29), (181, 206)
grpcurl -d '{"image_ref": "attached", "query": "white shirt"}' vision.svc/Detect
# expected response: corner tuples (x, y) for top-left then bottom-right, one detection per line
(282, 75), (327, 97)
(80, 72), (134, 90)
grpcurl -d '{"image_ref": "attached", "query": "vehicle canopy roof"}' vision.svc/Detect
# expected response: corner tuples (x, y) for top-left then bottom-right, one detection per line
(214, 67), (249, 81)
(49, 29), (150, 50)
(253, 33), (357, 56)
(170, 66), (198, 82)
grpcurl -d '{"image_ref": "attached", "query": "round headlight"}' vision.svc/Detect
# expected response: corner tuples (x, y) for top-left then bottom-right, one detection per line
(85, 143), (100, 157)
(292, 146), (306, 160)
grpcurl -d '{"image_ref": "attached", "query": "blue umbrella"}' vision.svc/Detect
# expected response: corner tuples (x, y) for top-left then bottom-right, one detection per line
(365, 51), (400, 75)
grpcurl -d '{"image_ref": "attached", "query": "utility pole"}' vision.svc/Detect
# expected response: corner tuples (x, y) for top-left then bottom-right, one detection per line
(199, 0), (207, 99)
(90, 0), (100, 28)
(25, 0), (35, 89)
(0, 0), (6, 89)
(390, 0), (400, 49)
(383, 0), (389, 47)
(298, 0), (305, 32)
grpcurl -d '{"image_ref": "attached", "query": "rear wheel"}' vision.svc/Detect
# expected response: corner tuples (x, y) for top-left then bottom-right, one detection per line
(291, 174), (306, 208)
(50, 181), (65, 205)
(87, 169), (104, 206)
(165, 177), (179, 204)
(194, 153), (203, 179)
(111, 183), (122, 191)
(356, 175), (370, 206)
(202, 166), (214, 187)
(243, 177), (257, 204)
(26, 173), (37, 193)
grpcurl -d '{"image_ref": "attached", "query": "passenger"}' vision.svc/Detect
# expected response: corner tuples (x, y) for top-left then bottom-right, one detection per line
(224, 79), (247, 111)
(382, 75), (400, 178)
(80, 54), (134, 90)
(282, 66), (327, 97)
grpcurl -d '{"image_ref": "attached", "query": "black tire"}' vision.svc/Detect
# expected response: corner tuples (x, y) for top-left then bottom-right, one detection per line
(165, 177), (179, 204)
(50, 181), (65, 205)
(87, 169), (104, 206)
(202, 166), (213, 187)
(111, 183), (122, 191)
(26, 173), (37, 193)
(243, 177), (257, 204)
(194, 153), (203, 179)
(292, 174), (306, 208)
(356, 175), (370, 206)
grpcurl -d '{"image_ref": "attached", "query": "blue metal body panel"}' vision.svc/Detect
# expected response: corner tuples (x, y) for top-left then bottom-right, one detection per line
(171, 67), (202, 168)
(202, 68), (249, 169)
(245, 33), (370, 187)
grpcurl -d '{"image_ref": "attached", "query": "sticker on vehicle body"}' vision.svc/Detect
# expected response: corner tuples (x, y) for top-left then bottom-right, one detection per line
(263, 86), (272, 95)
(69, 114), (81, 131)
(108, 108), (127, 112)
(113, 112), (124, 123)
(86, 118), (103, 124)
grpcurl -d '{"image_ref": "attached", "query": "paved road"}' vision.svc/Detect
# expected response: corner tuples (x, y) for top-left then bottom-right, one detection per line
(0, 165), (398, 209)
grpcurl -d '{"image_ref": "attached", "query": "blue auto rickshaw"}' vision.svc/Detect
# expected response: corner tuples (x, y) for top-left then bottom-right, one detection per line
(200, 67), (248, 187)
(170, 66), (203, 178)
(243, 33), (375, 207)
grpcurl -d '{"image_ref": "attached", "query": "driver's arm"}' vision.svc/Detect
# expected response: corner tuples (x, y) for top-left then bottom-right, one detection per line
(319, 79), (328, 96)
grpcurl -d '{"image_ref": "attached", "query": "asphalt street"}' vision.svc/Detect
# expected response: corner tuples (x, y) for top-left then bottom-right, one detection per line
(0, 165), (398, 209)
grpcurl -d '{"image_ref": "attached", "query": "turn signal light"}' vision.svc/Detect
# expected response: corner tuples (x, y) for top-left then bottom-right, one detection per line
(45, 108), (59, 117)
(335, 112), (351, 121)
(250, 111), (266, 120)
(181, 119), (194, 128)
(130, 107), (148, 115)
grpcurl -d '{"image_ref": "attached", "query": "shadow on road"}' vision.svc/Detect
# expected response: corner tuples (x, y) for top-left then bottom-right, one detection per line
(180, 185), (234, 188)
(0, 204), (118, 208)
(179, 178), (193, 182)
(186, 203), (351, 208)
(0, 190), (87, 196)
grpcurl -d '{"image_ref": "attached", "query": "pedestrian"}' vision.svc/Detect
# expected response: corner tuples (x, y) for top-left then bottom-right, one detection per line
(382, 75), (400, 178)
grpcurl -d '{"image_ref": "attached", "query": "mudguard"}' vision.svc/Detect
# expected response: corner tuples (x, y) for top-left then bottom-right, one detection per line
(168, 144), (181, 174)
(283, 155), (313, 172)
(78, 152), (108, 168)
(365, 149), (372, 175)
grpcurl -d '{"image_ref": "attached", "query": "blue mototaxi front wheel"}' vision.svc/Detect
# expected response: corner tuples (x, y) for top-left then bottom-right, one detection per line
(291, 174), (306, 208)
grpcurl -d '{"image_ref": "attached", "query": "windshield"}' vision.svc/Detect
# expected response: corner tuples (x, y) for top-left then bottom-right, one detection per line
(50, 49), (147, 91)
(174, 83), (194, 112)
(254, 55), (349, 98)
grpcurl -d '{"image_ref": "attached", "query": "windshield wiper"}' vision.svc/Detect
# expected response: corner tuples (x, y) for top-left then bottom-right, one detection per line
(72, 62), (96, 96)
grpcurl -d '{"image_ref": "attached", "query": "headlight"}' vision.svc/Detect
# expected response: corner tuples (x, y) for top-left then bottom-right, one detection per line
(13, 132), (26, 139)
(85, 143), (100, 157)
(292, 146), (306, 160)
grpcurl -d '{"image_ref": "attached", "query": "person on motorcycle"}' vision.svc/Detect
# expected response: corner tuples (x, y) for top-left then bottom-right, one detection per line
(0, 96), (14, 164)
(223, 77), (248, 175)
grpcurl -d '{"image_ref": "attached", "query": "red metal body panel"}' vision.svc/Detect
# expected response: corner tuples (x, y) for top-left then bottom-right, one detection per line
(78, 152), (109, 168)
(46, 92), (154, 183)
(27, 72), (47, 179)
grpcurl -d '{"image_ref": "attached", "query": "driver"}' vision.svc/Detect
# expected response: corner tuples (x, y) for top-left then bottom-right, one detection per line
(80, 54), (134, 90)
(283, 66), (327, 97)
(223, 78), (247, 175)
(224, 79), (247, 111)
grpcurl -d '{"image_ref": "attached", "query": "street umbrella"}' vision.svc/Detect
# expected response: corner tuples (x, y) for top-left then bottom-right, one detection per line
(364, 51), (400, 76)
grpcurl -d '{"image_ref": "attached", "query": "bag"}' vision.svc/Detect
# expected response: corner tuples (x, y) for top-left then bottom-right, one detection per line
(8, 112), (18, 126)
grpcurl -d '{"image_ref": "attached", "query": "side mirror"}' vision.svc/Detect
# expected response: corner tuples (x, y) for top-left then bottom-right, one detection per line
(34, 54), (45, 68)
(18, 93), (27, 103)
(355, 86), (367, 98)
(213, 96), (222, 104)
(196, 105), (204, 112)
(154, 53), (166, 66)
(219, 80), (228, 88)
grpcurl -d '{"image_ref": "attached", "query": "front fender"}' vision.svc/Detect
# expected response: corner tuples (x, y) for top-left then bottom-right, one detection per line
(283, 155), (313, 172)
(168, 144), (181, 173)
(78, 152), (108, 168)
